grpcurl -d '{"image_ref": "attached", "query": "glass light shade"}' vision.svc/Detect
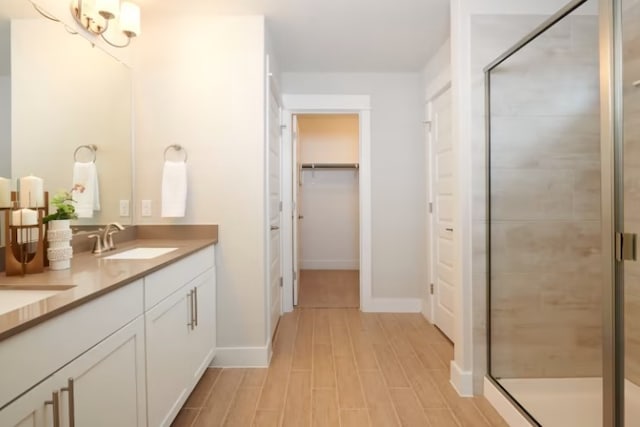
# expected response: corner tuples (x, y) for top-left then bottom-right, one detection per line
(80, 0), (96, 19)
(96, 0), (118, 19)
(119, 2), (140, 37)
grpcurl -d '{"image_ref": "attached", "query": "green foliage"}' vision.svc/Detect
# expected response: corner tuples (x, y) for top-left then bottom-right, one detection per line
(43, 189), (79, 223)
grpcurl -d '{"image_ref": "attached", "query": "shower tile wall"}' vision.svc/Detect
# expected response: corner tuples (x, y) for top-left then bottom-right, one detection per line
(623, 0), (640, 386)
(485, 15), (602, 379)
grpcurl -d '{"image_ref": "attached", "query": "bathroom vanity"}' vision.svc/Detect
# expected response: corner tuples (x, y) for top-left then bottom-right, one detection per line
(0, 229), (217, 427)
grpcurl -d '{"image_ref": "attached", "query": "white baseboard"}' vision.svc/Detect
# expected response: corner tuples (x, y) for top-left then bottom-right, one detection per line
(210, 341), (271, 368)
(450, 361), (474, 397)
(484, 377), (534, 427)
(300, 260), (359, 270)
(361, 297), (421, 313)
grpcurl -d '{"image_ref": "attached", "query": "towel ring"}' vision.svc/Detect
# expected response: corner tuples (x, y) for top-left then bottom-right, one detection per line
(164, 144), (188, 162)
(74, 144), (97, 163)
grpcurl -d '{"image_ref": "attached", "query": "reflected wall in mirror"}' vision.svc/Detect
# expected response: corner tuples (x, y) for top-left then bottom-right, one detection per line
(0, 0), (132, 247)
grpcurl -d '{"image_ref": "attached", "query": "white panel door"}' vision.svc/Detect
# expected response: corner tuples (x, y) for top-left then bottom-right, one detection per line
(292, 115), (301, 306)
(431, 88), (455, 342)
(268, 82), (282, 338)
(58, 316), (146, 427)
(145, 287), (191, 427)
(0, 376), (56, 427)
(188, 269), (216, 383)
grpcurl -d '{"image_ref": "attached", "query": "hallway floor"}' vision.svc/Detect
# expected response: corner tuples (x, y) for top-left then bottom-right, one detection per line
(298, 270), (360, 308)
(172, 309), (507, 426)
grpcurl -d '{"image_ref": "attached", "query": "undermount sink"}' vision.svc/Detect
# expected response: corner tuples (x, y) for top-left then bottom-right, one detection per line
(0, 285), (76, 315)
(103, 247), (178, 260)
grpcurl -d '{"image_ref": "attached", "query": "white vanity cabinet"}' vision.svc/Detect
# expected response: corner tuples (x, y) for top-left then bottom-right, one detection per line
(145, 246), (216, 427)
(0, 244), (216, 427)
(0, 281), (146, 427)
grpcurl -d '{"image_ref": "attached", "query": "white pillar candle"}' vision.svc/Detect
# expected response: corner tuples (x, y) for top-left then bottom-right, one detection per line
(11, 208), (39, 244)
(12, 208), (38, 226)
(19, 175), (44, 208)
(0, 177), (10, 208)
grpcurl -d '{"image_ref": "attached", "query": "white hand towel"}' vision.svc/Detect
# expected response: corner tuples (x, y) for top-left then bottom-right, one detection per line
(161, 161), (187, 218)
(73, 161), (101, 218)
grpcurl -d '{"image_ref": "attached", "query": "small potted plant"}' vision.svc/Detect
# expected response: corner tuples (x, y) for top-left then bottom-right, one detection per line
(44, 185), (84, 270)
(43, 184), (83, 224)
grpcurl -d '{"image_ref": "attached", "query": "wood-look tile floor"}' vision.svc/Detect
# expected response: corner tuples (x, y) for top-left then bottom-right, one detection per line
(298, 270), (360, 308)
(172, 309), (507, 427)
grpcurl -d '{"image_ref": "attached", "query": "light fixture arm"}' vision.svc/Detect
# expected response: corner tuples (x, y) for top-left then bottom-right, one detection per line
(69, 0), (140, 48)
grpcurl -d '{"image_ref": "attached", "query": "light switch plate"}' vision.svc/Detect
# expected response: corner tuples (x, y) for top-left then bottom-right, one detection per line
(141, 200), (152, 217)
(119, 200), (130, 217)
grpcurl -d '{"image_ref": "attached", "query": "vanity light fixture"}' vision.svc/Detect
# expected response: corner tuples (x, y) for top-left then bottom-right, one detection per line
(70, 0), (141, 48)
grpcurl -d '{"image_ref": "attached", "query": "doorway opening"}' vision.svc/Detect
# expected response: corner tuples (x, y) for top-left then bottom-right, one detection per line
(294, 114), (360, 308)
(280, 94), (371, 313)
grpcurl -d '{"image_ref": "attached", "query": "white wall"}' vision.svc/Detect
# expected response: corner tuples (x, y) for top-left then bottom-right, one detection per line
(133, 15), (269, 357)
(282, 73), (425, 299)
(423, 38), (452, 102)
(298, 114), (359, 270)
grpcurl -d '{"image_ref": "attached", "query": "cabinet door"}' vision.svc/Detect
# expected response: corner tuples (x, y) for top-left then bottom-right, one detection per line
(188, 268), (216, 385)
(0, 377), (57, 427)
(57, 316), (146, 427)
(145, 285), (192, 427)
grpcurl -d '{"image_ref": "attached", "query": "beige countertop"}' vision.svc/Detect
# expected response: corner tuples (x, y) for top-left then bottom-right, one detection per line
(0, 227), (218, 341)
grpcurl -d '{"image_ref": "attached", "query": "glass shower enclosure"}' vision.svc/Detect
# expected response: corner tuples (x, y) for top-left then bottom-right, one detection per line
(485, 0), (638, 425)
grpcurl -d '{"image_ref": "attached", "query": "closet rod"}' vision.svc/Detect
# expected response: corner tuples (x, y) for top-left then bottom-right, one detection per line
(301, 163), (359, 170)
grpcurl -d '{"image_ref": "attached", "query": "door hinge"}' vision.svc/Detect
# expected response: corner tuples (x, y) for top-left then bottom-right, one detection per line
(280, 277), (283, 287)
(293, 271), (297, 281)
(430, 283), (434, 295)
(279, 201), (283, 212)
(616, 232), (637, 261)
(428, 202), (433, 214)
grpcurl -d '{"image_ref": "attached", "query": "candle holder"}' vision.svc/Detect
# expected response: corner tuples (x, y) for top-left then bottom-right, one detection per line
(2, 192), (48, 276)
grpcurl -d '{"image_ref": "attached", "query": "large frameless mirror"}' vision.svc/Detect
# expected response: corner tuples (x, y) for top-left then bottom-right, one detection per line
(0, 0), (132, 240)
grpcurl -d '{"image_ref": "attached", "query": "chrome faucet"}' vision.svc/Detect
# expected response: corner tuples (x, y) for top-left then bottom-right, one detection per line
(89, 222), (125, 254)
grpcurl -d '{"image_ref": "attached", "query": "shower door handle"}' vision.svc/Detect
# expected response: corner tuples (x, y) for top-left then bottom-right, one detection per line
(616, 232), (637, 261)
(445, 228), (453, 232)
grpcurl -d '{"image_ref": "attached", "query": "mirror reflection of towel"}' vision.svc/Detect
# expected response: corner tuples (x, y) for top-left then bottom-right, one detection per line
(162, 161), (187, 218)
(73, 162), (100, 218)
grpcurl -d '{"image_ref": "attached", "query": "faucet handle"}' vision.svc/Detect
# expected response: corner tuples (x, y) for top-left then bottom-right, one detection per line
(106, 230), (119, 251)
(88, 234), (104, 254)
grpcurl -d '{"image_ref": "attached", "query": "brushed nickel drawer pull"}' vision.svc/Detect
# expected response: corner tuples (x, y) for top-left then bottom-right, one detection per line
(194, 286), (199, 327)
(187, 290), (194, 329)
(61, 378), (75, 427)
(45, 391), (61, 427)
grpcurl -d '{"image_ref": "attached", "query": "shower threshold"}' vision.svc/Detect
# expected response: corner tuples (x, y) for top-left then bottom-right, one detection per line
(498, 377), (640, 426)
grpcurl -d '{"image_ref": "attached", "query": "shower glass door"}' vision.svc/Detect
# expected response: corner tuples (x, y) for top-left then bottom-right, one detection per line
(486, 0), (602, 425)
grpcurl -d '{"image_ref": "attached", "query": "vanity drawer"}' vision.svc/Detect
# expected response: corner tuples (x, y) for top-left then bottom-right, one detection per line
(144, 246), (215, 310)
(0, 279), (143, 409)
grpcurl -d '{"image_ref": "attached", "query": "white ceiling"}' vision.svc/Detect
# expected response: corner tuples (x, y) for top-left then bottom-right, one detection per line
(141, 0), (450, 73)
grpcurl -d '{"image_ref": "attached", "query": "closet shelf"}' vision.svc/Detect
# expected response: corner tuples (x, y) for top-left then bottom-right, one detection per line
(301, 163), (359, 170)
